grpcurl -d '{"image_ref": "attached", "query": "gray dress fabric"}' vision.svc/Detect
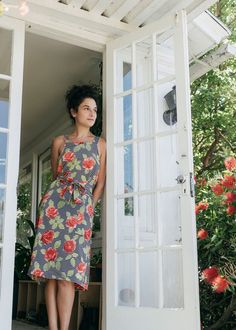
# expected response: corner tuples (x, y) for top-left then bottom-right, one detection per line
(28, 135), (100, 291)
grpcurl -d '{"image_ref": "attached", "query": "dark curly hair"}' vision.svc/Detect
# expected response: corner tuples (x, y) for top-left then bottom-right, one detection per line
(65, 84), (99, 124)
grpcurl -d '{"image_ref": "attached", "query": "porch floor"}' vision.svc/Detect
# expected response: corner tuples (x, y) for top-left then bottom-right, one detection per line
(12, 320), (48, 330)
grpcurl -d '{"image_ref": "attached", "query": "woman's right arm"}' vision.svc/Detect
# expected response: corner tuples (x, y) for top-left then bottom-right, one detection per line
(51, 136), (64, 180)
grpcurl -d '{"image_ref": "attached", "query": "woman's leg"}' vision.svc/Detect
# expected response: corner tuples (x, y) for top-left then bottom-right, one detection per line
(57, 280), (75, 330)
(45, 279), (58, 330)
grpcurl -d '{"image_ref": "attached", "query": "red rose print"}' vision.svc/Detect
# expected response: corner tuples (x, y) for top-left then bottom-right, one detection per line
(41, 230), (54, 244)
(84, 228), (92, 240)
(197, 229), (208, 240)
(57, 163), (63, 174)
(212, 275), (229, 293)
(32, 269), (44, 277)
(64, 240), (76, 253)
(63, 151), (75, 162)
(224, 156), (236, 171)
(87, 205), (94, 217)
(46, 206), (59, 219)
(201, 267), (219, 284)
(59, 187), (67, 198)
(77, 262), (87, 273)
(42, 192), (50, 203)
(82, 157), (96, 170)
(66, 216), (78, 228)
(35, 216), (43, 229)
(211, 183), (224, 196)
(77, 212), (84, 224)
(44, 247), (57, 261)
(74, 197), (82, 204)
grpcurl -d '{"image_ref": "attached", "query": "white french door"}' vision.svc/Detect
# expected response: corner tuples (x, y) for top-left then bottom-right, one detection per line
(105, 10), (200, 330)
(0, 16), (25, 329)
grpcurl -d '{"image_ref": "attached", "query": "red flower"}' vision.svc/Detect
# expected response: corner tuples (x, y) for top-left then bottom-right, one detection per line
(224, 156), (236, 171)
(223, 192), (236, 205)
(195, 201), (209, 214)
(87, 205), (94, 217)
(77, 262), (87, 273)
(211, 183), (224, 196)
(84, 228), (92, 240)
(197, 229), (208, 240)
(63, 151), (75, 162)
(63, 240), (76, 253)
(57, 163), (63, 174)
(82, 157), (96, 170)
(227, 205), (236, 216)
(41, 230), (54, 244)
(202, 267), (219, 284)
(221, 175), (236, 189)
(77, 212), (84, 224)
(44, 247), (57, 261)
(66, 216), (78, 228)
(46, 206), (58, 219)
(35, 216), (43, 229)
(212, 275), (229, 293)
(31, 269), (44, 277)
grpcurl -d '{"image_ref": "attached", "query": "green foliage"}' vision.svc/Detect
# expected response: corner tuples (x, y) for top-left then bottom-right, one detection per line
(192, 2), (236, 327)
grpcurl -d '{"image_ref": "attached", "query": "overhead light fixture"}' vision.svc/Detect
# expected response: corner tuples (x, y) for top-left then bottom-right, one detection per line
(0, 0), (29, 17)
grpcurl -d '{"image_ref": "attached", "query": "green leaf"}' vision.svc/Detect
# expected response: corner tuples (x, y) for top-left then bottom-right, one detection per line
(70, 258), (76, 267)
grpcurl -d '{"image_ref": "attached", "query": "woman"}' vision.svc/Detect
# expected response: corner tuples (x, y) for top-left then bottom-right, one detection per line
(28, 85), (106, 330)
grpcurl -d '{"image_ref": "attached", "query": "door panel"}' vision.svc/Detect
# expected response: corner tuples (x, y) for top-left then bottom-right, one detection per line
(106, 10), (200, 330)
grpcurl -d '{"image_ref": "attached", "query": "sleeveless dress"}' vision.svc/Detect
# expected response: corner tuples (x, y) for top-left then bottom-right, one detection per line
(28, 134), (100, 291)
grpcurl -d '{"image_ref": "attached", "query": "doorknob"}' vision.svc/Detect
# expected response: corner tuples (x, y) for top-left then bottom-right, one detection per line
(176, 175), (186, 184)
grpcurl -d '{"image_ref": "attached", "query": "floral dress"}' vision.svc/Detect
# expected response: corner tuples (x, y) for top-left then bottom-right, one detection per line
(28, 134), (100, 291)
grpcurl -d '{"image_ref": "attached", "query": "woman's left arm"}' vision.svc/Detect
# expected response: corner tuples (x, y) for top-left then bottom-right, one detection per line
(93, 137), (106, 207)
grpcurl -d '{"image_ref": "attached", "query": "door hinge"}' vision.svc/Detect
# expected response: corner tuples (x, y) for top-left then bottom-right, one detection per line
(189, 172), (195, 198)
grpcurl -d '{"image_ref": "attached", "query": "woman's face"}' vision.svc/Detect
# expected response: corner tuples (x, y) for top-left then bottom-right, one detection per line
(72, 97), (97, 128)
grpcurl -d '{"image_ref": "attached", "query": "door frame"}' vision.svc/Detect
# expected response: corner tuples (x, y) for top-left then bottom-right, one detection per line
(0, 16), (25, 329)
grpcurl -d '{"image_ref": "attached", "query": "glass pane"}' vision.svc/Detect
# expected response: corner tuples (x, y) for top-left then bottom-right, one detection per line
(116, 95), (132, 142)
(0, 189), (6, 242)
(139, 251), (159, 308)
(162, 249), (184, 308)
(0, 132), (8, 184)
(40, 152), (53, 198)
(138, 139), (154, 191)
(156, 134), (180, 188)
(137, 88), (154, 138)
(156, 80), (177, 133)
(17, 165), (32, 247)
(136, 37), (153, 87)
(159, 191), (182, 246)
(117, 252), (135, 307)
(117, 198), (135, 249)
(116, 144), (134, 195)
(138, 194), (157, 248)
(0, 27), (12, 75)
(0, 80), (10, 129)
(156, 34), (175, 80)
(116, 46), (132, 93)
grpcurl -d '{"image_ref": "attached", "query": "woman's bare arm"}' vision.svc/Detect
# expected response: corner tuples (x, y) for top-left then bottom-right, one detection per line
(92, 137), (106, 207)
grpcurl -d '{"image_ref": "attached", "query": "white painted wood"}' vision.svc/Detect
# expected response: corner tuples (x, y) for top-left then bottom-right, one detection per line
(31, 153), (39, 225)
(190, 43), (236, 82)
(0, 16), (25, 330)
(106, 8), (200, 330)
(174, 11), (200, 328)
(106, 0), (140, 21)
(87, 0), (112, 14)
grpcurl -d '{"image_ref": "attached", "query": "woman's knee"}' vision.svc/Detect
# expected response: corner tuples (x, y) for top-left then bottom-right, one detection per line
(57, 280), (74, 289)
